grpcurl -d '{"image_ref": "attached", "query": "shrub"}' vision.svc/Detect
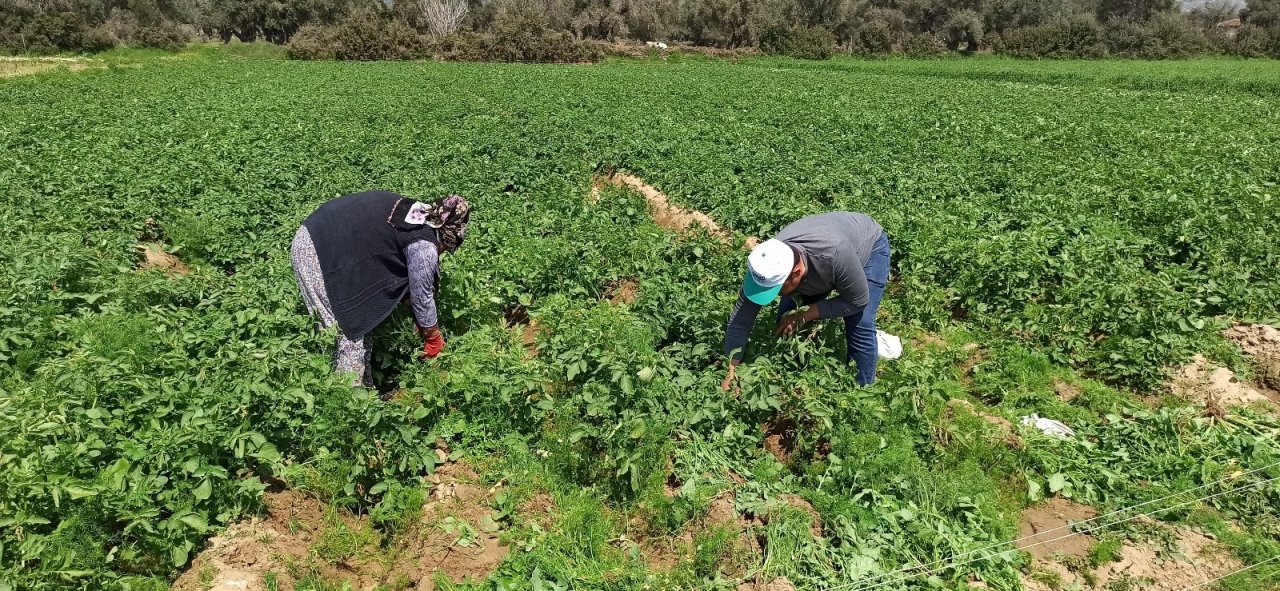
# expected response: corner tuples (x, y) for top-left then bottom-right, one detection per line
(287, 25), (338, 60)
(981, 30), (1002, 51)
(758, 25), (835, 59)
(333, 13), (425, 60)
(287, 14), (427, 61)
(998, 16), (1106, 58)
(23, 11), (90, 53)
(80, 27), (119, 52)
(944, 8), (984, 51)
(132, 22), (188, 51)
(571, 6), (628, 41)
(901, 32), (947, 57)
(1228, 24), (1269, 56)
(1105, 14), (1211, 58)
(850, 20), (893, 55)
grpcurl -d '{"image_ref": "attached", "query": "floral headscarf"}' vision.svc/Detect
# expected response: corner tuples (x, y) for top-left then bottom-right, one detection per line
(394, 195), (471, 253)
(422, 195), (471, 253)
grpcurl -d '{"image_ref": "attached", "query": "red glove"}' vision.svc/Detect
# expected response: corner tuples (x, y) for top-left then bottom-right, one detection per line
(420, 328), (445, 359)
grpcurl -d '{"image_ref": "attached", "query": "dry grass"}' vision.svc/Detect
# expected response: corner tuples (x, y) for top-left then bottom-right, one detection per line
(0, 58), (93, 79)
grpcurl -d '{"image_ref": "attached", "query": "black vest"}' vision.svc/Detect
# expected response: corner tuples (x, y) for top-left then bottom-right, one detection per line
(302, 191), (438, 339)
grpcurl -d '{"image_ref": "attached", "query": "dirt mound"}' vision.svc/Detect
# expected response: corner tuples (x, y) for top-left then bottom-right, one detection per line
(1224, 324), (1280, 393)
(520, 321), (540, 355)
(136, 242), (189, 275)
(172, 490), (364, 591)
(519, 492), (555, 525)
(944, 399), (1020, 448)
(604, 172), (728, 239)
(604, 278), (639, 305)
(706, 493), (740, 526)
(597, 172), (762, 249)
(1017, 497), (1097, 561)
(174, 461), (508, 591)
(639, 490), (762, 574)
(1052, 379), (1081, 403)
(958, 343), (988, 382)
(1172, 354), (1278, 409)
(1021, 524), (1242, 591)
(777, 494), (823, 539)
(762, 417), (796, 464)
(736, 576), (796, 591)
(914, 334), (948, 349)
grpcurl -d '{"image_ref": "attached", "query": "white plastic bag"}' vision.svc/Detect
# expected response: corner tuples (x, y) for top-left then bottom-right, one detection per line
(877, 330), (903, 360)
(1019, 414), (1075, 438)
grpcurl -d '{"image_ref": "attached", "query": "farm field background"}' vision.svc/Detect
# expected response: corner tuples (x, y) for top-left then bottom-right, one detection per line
(2, 54), (1280, 591)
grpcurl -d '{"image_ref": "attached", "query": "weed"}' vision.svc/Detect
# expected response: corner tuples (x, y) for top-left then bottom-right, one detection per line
(1088, 535), (1124, 567)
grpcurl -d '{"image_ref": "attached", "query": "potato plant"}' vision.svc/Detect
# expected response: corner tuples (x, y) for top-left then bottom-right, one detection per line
(1, 56), (1278, 590)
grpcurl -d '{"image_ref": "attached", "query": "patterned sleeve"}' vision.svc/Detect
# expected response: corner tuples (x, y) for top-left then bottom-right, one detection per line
(405, 240), (439, 329)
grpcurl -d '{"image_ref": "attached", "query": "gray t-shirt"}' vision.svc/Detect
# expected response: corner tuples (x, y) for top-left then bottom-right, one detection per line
(723, 211), (883, 361)
(776, 211), (884, 318)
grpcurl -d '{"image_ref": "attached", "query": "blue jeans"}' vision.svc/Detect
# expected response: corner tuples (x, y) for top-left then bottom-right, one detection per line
(778, 233), (890, 386)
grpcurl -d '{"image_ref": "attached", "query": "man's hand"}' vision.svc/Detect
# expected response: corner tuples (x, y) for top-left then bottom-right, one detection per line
(418, 325), (445, 359)
(721, 360), (741, 394)
(776, 306), (820, 337)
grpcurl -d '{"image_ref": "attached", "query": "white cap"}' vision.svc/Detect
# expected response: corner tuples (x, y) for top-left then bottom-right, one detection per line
(743, 239), (794, 304)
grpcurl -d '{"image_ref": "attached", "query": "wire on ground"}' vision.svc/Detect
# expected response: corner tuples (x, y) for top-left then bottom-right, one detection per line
(826, 461), (1280, 591)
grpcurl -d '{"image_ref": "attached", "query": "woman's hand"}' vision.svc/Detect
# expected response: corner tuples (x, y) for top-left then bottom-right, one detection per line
(418, 325), (445, 359)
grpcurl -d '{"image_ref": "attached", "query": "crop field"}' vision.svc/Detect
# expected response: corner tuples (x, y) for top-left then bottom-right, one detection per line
(2, 54), (1280, 591)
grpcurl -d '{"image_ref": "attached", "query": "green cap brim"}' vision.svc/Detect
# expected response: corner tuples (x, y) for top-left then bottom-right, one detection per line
(742, 274), (783, 305)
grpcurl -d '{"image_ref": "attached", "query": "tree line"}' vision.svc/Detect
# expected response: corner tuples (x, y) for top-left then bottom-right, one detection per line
(3, 0), (1279, 59)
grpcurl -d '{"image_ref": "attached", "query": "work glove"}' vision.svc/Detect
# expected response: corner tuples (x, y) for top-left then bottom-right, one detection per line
(418, 326), (445, 359)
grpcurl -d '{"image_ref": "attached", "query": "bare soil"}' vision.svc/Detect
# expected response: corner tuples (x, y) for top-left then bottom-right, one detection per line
(136, 242), (190, 275)
(174, 461), (509, 591)
(1021, 522), (1242, 591)
(1224, 323), (1280, 394)
(914, 334), (948, 350)
(596, 172), (761, 249)
(604, 278), (639, 305)
(1017, 498), (1098, 561)
(762, 416), (797, 464)
(736, 576), (796, 591)
(944, 399), (1021, 448)
(777, 494), (823, 539)
(1052, 378), (1082, 403)
(1172, 354), (1278, 409)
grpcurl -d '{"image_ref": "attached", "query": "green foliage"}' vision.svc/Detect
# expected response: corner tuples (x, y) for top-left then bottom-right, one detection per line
(944, 8), (984, 51)
(2, 55), (1280, 591)
(1088, 535), (1124, 566)
(849, 20), (894, 55)
(1104, 13), (1214, 59)
(998, 16), (1107, 58)
(759, 25), (836, 59)
(900, 32), (947, 57)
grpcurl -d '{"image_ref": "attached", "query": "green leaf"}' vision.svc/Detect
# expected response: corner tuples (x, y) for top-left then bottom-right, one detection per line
(1048, 473), (1066, 494)
(1027, 478), (1043, 501)
(179, 514), (208, 532)
(64, 485), (98, 500)
(170, 545), (189, 567)
(479, 513), (501, 533)
(193, 479), (212, 502)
